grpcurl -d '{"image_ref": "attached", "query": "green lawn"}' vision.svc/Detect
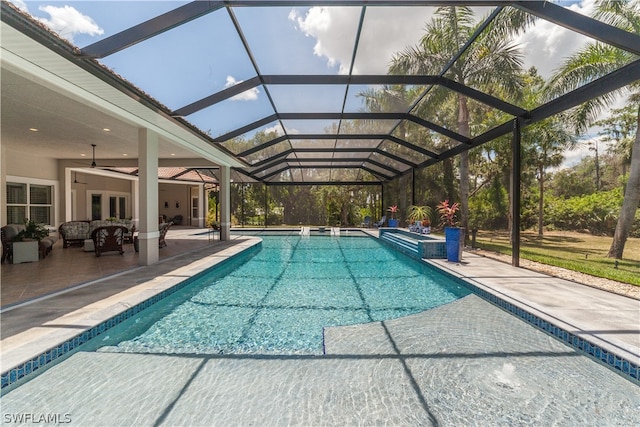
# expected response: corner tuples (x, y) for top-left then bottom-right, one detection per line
(473, 230), (640, 286)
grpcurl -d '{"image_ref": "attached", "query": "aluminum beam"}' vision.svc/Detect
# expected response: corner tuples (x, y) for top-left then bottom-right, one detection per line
(513, 1), (640, 56)
(81, 1), (225, 58)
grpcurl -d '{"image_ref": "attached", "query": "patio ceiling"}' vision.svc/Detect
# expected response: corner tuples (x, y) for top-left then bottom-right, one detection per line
(2, 1), (639, 185)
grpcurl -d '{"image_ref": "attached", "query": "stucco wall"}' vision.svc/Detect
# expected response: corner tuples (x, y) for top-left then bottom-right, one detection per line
(159, 183), (191, 223)
(5, 148), (58, 180)
(71, 173), (134, 220)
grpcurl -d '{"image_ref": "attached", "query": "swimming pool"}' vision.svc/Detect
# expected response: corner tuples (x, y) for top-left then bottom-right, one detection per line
(2, 232), (639, 425)
(92, 233), (471, 355)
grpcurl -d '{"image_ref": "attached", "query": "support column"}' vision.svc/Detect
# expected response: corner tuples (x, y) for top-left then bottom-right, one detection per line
(380, 184), (385, 221)
(199, 184), (206, 228)
(138, 128), (159, 265)
(0, 144), (6, 227)
(511, 118), (522, 267)
(63, 168), (72, 222)
(264, 184), (268, 227)
(411, 168), (416, 206)
(219, 165), (231, 241)
(132, 179), (139, 226)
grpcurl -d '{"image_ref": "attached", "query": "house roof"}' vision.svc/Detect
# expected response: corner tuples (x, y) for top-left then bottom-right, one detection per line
(2, 1), (639, 185)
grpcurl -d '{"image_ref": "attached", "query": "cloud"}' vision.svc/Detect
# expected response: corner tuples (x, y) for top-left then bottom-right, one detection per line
(557, 133), (611, 170)
(290, 7), (359, 74)
(289, 7), (432, 75)
(263, 124), (286, 136)
(225, 76), (260, 101)
(35, 5), (104, 43)
(516, 0), (598, 78)
(289, 2), (606, 79)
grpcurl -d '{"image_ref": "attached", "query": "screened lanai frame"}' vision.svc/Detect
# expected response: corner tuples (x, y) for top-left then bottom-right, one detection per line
(16, 0), (631, 186)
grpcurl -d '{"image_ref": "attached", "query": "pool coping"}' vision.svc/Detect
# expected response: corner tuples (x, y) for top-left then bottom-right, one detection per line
(2, 232), (638, 390)
(0, 237), (262, 391)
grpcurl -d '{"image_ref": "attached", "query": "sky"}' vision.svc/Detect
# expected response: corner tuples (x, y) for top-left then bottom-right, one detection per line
(9, 0), (630, 168)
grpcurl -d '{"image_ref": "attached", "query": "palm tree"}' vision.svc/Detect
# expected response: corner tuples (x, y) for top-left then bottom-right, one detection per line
(389, 6), (527, 238)
(546, 0), (640, 259)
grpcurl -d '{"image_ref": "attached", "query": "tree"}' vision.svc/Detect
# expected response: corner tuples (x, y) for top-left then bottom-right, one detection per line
(519, 69), (576, 236)
(597, 105), (637, 177)
(389, 6), (527, 239)
(546, 0), (640, 259)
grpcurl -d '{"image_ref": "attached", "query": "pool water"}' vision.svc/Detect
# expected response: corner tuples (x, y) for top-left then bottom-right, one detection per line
(95, 233), (470, 355)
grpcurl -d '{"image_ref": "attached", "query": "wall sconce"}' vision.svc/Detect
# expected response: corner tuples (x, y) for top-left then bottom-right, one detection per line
(164, 201), (169, 209)
(175, 201), (180, 208)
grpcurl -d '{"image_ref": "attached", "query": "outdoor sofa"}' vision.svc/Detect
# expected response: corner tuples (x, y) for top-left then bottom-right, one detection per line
(1, 223), (59, 262)
(58, 220), (135, 248)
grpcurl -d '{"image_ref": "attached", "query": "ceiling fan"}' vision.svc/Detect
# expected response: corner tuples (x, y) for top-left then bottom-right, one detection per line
(74, 144), (115, 169)
(90, 143), (97, 168)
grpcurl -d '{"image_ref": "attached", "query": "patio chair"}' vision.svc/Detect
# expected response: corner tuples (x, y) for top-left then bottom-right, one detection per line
(374, 216), (386, 227)
(159, 222), (173, 248)
(361, 216), (371, 228)
(169, 214), (182, 225)
(91, 225), (127, 257)
(1, 226), (13, 264)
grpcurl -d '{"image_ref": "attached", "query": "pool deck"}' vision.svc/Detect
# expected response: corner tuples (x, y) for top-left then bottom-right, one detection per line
(1, 228), (639, 424)
(429, 254), (639, 362)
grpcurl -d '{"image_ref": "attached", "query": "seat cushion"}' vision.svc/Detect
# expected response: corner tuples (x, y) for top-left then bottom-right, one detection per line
(60, 222), (90, 239)
(2, 224), (26, 241)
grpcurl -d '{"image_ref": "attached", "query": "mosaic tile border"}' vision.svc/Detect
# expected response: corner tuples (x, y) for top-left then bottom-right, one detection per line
(440, 270), (639, 385)
(1, 245), (259, 393)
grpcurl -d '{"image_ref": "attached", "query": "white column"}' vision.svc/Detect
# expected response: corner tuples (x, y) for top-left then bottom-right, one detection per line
(64, 168), (72, 222)
(199, 183), (206, 228)
(0, 144), (6, 227)
(132, 179), (139, 225)
(138, 128), (159, 265)
(219, 165), (230, 241)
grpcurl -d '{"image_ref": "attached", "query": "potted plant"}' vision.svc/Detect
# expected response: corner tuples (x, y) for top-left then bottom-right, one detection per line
(437, 200), (464, 262)
(387, 205), (399, 227)
(407, 205), (433, 232)
(14, 219), (49, 242)
(12, 219), (49, 263)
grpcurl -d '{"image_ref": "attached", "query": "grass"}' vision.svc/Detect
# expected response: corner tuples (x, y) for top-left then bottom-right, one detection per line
(473, 230), (640, 286)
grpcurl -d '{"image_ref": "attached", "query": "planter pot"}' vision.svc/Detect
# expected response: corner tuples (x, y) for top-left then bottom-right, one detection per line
(444, 227), (464, 262)
(12, 240), (39, 264)
(387, 218), (399, 228)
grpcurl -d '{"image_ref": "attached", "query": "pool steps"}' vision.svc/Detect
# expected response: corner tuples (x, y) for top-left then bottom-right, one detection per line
(379, 228), (447, 260)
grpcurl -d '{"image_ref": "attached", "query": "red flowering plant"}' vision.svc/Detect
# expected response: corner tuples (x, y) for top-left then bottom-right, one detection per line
(387, 205), (399, 219)
(436, 200), (460, 227)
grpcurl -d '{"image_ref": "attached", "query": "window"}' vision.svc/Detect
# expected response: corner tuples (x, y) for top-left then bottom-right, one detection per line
(108, 196), (127, 219)
(6, 183), (27, 224)
(6, 182), (54, 225)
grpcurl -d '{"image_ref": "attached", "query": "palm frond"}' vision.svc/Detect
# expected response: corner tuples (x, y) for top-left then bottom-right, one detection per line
(594, 0), (640, 33)
(489, 6), (538, 38)
(545, 43), (632, 100)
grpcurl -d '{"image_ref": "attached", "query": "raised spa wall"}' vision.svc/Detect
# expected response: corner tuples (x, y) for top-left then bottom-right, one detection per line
(379, 228), (446, 260)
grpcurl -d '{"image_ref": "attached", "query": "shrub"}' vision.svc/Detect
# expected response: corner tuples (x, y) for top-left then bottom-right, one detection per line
(545, 188), (623, 236)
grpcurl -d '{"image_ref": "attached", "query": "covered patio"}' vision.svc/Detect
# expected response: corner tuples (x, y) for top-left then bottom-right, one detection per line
(0, 225), (221, 308)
